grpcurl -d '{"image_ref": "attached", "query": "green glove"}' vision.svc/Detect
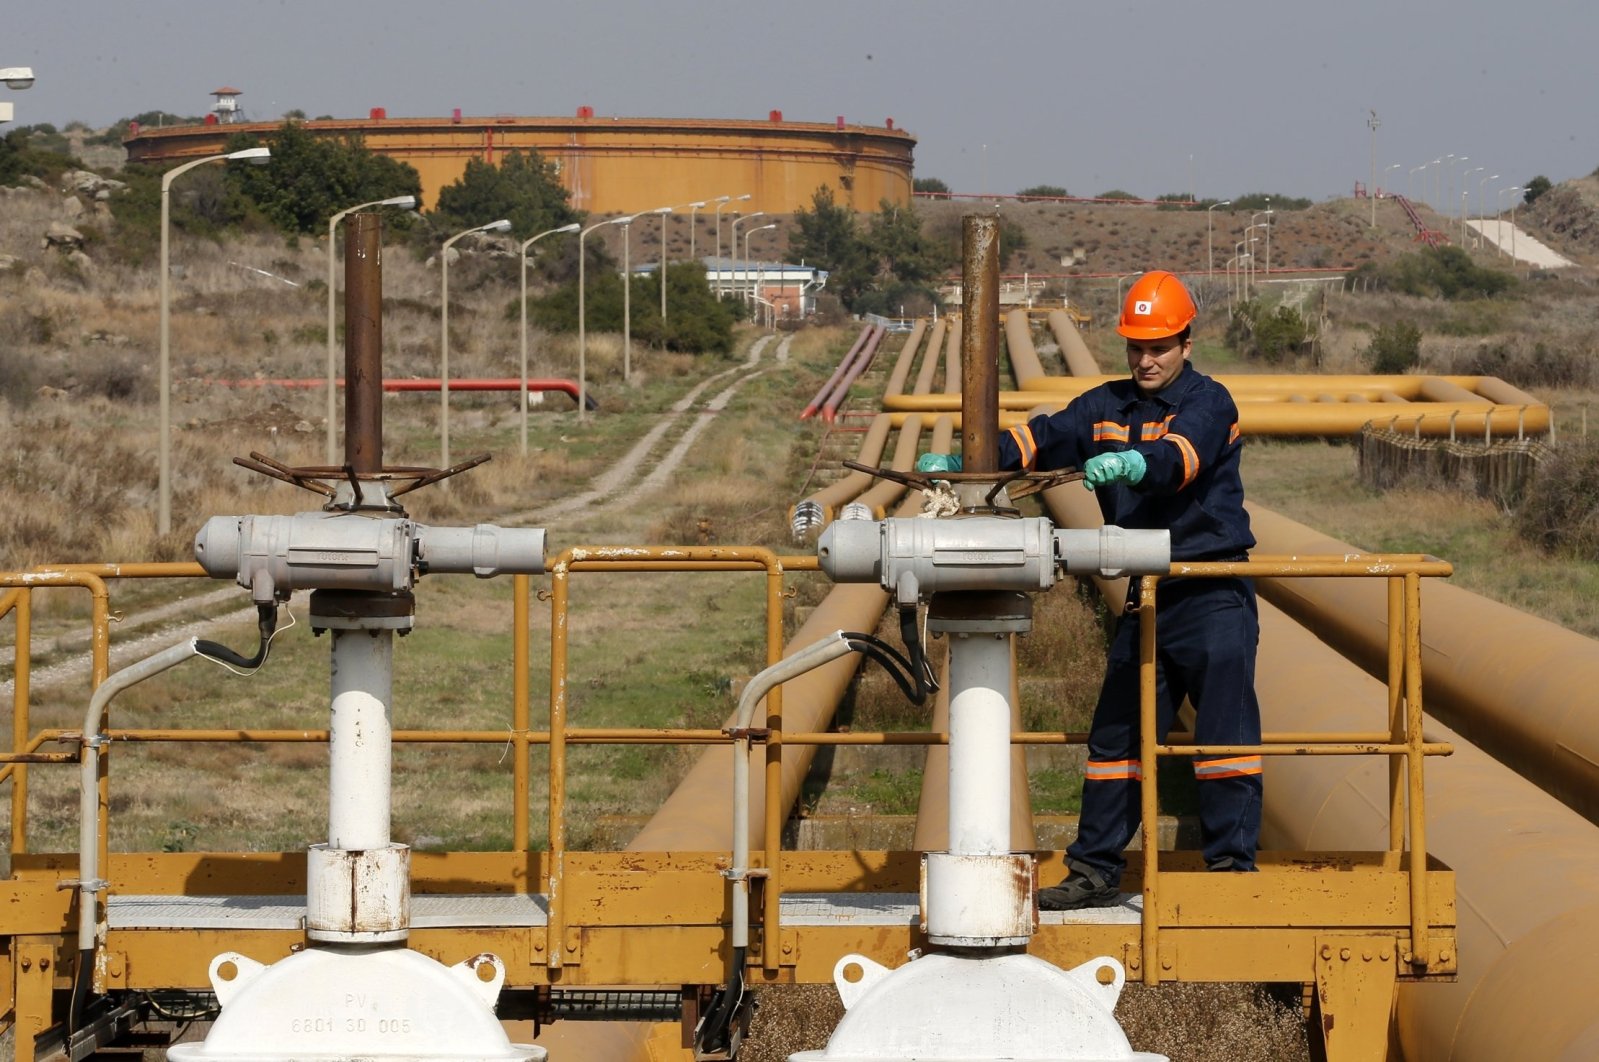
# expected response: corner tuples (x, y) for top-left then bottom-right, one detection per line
(1081, 450), (1146, 491)
(916, 453), (962, 474)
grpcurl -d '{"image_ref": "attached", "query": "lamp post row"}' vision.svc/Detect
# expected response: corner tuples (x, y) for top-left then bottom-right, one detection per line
(172, 181), (761, 526)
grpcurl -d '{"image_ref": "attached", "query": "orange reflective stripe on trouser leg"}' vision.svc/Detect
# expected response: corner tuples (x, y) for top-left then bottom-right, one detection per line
(1084, 758), (1143, 782)
(1193, 755), (1262, 780)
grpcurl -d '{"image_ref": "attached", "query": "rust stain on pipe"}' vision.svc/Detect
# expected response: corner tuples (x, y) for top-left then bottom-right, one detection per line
(344, 213), (383, 474)
(960, 216), (1000, 473)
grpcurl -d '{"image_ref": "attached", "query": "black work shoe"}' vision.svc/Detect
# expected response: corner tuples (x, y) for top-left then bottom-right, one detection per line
(1037, 865), (1121, 910)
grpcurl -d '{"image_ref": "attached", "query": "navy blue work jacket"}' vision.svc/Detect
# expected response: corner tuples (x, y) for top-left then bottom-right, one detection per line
(996, 365), (1254, 561)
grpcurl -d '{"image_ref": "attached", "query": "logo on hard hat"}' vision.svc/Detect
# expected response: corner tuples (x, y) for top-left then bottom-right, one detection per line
(1134, 300), (1153, 316)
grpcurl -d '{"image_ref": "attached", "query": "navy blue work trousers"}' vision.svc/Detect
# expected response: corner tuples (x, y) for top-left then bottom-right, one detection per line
(1065, 576), (1263, 883)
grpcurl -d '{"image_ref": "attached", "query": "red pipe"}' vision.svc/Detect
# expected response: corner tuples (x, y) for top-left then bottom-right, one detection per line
(821, 326), (886, 423)
(800, 325), (874, 420)
(212, 377), (598, 409)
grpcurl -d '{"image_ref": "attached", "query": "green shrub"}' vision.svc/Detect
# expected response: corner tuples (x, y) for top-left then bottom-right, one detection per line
(1516, 436), (1599, 557)
(0, 127), (78, 187)
(1367, 321), (1422, 374)
(1349, 245), (1515, 300)
(1451, 337), (1593, 389)
(1226, 300), (1312, 363)
(913, 177), (950, 195)
(1018, 184), (1069, 199)
(1230, 192), (1312, 211)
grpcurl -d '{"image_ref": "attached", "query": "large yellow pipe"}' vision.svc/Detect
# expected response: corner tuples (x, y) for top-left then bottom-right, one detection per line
(878, 402), (1551, 438)
(1046, 309), (1102, 379)
(882, 319), (928, 397)
(1253, 597), (1599, 1061)
(1249, 503), (1599, 826)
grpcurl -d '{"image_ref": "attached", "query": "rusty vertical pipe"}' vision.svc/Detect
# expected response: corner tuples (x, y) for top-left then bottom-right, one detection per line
(344, 212), (384, 473)
(960, 216), (1000, 473)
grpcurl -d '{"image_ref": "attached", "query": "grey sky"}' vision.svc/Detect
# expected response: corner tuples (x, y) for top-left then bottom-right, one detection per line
(6, 0), (1592, 209)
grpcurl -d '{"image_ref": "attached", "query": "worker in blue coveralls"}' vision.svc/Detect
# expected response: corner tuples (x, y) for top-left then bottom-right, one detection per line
(916, 269), (1261, 910)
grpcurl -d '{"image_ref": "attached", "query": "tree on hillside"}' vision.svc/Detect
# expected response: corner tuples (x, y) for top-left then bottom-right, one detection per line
(529, 260), (736, 355)
(224, 122), (421, 234)
(1018, 184), (1069, 199)
(0, 127), (79, 187)
(1522, 175), (1552, 205)
(432, 150), (578, 240)
(850, 199), (954, 316)
(790, 185), (873, 306)
(1231, 192), (1312, 211)
(913, 176), (950, 196)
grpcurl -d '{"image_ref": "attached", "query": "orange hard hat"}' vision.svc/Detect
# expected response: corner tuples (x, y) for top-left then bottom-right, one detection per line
(1116, 270), (1197, 340)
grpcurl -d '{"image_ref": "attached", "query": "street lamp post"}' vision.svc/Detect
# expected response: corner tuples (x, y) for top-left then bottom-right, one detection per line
(159, 145), (271, 535)
(518, 222), (580, 454)
(645, 205), (674, 323)
(1383, 163), (1402, 206)
(744, 223), (777, 321)
(326, 194), (416, 463)
(1508, 187), (1522, 262)
(1367, 110), (1381, 227)
(1232, 241), (1246, 302)
(1432, 158), (1446, 210)
(578, 214), (636, 420)
(729, 212), (766, 303)
(1206, 199), (1231, 276)
(1226, 253), (1249, 315)
(1442, 155), (1467, 217)
(1461, 166), (1483, 235)
(439, 218), (511, 469)
(620, 207), (671, 380)
(1409, 163), (1427, 203)
(1245, 222), (1267, 291)
(1475, 173), (1498, 243)
(714, 194), (751, 296)
(1264, 200), (1273, 277)
(685, 200), (707, 264)
(1497, 186), (1522, 259)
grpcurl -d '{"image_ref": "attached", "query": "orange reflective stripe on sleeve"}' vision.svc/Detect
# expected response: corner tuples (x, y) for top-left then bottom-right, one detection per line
(1193, 756), (1263, 779)
(1140, 415), (1175, 441)
(1008, 424), (1038, 468)
(1163, 432), (1200, 488)
(1084, 758), (1143, 782)
(1228, 421), (1241, 444)
(1092, 420), (1130, 443)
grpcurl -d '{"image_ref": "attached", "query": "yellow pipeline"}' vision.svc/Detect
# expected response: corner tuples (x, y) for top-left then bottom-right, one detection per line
(880, 402), (1551, 438)
(1253, 596), (1599, 1060)
(882, 319), (928, 397)
(790, 415), (893, 525)
(1250, 504), (1599, 825)
(793, 325), (945, 526)
(1045, 309), (1102, 379)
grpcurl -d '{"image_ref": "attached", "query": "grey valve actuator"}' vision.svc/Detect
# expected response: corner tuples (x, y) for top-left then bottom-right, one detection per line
(818, 516), (1170, 606)
(195, 511), (546, 603)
